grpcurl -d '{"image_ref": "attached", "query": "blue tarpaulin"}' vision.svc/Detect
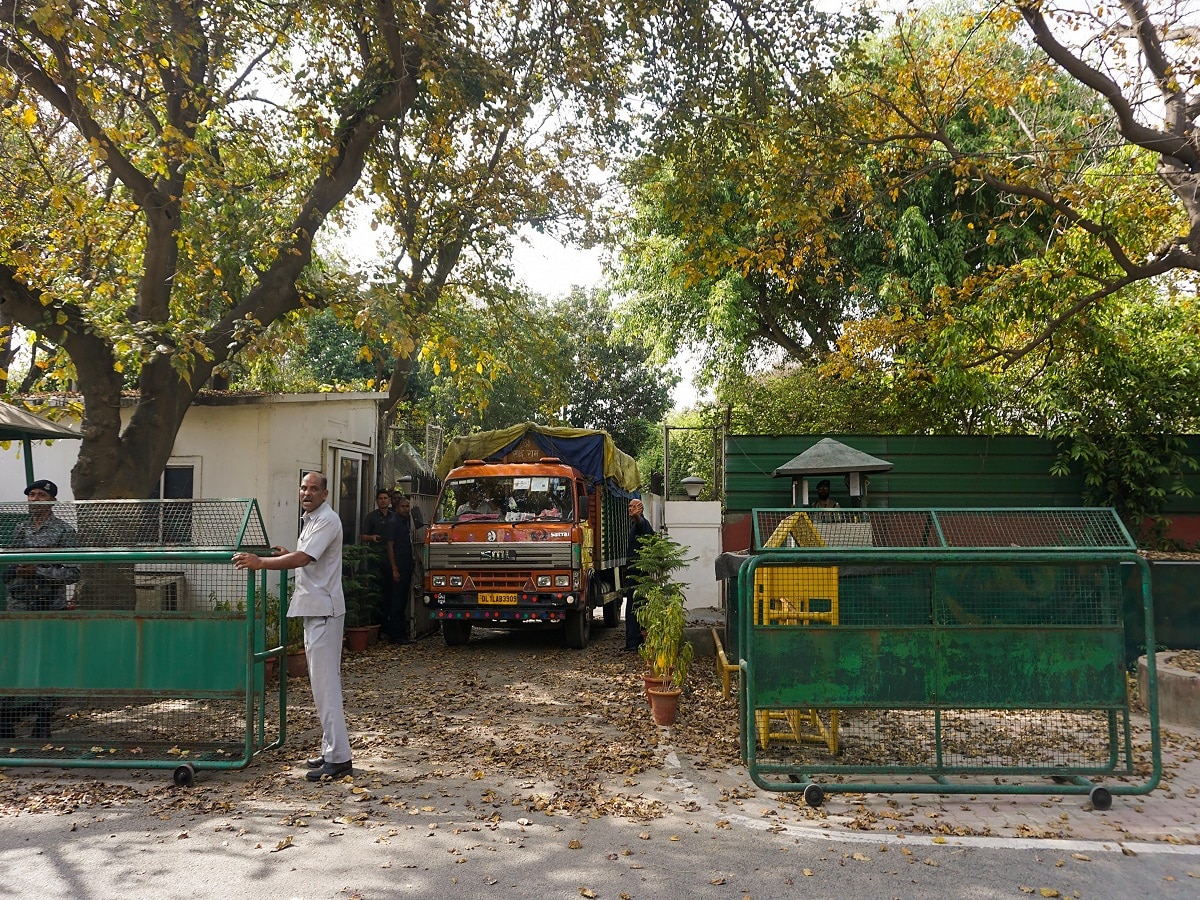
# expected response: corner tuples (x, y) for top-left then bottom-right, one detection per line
(436, 424), (641, 494)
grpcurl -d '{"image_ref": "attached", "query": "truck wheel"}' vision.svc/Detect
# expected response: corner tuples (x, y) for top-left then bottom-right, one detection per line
(602, 598), (621, 628)
(442, 620), (472, 646)
(564, 607), (591, 649)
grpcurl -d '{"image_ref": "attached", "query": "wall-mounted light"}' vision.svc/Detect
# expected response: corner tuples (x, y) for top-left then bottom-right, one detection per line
(680, 475), (705, 500)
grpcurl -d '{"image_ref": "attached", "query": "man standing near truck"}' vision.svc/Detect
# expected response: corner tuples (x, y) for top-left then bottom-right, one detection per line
(233, 472), (352, 782)
(385, 493), (424, 644)
(361, 488), (395, 625)
(623, 498), (656, 652)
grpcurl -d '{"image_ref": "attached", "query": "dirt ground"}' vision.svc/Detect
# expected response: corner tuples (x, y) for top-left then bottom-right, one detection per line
(2, 621), (1198, 850)
(0, 621), (742, 822)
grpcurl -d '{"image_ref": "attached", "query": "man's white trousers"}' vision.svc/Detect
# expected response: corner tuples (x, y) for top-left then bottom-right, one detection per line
(302, 614), (351, 764)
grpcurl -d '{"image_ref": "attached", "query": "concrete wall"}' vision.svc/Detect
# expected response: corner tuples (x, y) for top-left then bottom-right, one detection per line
(663, 499), (723, 612)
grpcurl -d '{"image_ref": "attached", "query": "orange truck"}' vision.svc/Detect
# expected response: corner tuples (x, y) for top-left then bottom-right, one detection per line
(422, 424), (641, 648)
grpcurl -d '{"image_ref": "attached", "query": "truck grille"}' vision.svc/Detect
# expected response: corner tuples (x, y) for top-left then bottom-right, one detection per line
(428, 542), (573, 570)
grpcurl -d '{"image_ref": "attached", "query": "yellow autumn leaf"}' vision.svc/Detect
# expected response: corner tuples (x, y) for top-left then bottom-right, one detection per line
(1039, 890), (1060, 898)
(21, 106), (37, 127)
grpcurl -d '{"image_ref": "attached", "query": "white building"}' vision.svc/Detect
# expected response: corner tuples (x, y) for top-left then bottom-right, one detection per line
(0, 392), (387, 548)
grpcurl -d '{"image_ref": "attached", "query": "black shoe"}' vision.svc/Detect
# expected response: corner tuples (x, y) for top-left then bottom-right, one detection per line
(306, 755), (326, 769)
(306, 760), (353, 782)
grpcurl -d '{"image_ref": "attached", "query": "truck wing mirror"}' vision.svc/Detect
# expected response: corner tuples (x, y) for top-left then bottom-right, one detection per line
(578, 495), (589, 518)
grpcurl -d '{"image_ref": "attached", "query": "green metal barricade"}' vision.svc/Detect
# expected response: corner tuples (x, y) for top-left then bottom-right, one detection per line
(0, 499), (288, 785)
(738, 508), (1161, 809)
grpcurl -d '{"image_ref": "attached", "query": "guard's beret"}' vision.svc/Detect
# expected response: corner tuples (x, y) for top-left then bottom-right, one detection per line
(24, 479), (58, 497)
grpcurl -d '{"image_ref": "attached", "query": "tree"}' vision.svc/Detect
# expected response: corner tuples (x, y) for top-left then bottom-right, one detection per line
(556, 289), (676, 455)
(0, 1), (433, 497)
(854, 0), (1200, 369)
(417, 288), (675, 457)
(3, 0), (849, 499)
(615, 4), (1079, 430)
(0, 1), (650, 499)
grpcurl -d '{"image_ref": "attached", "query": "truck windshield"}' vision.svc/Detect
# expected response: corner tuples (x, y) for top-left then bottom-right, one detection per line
(437, 475), (576, 524)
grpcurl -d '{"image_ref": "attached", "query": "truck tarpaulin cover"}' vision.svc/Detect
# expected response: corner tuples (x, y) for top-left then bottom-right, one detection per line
(437, 423), (641, 494)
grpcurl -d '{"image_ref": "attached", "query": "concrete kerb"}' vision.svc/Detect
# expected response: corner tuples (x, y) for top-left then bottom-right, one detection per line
(1139, 652), (1200, 730)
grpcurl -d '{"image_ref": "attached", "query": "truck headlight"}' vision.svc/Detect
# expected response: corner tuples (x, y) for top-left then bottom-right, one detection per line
(536, 575), (552, 588)
(449, 575), (464, 587)
(554, 575), (570, 587)
(432, 575), (447, 587)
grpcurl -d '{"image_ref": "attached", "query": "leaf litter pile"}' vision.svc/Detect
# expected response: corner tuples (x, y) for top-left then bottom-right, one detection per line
(0, 624), (741, 824)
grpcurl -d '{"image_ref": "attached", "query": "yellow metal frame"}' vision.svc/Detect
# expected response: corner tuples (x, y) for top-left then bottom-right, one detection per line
(753, 512), (840, 754)
(713, 627), (738, 698)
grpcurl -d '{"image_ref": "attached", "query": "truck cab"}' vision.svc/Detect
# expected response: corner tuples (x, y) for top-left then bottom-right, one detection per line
(423, 458), (612, 647)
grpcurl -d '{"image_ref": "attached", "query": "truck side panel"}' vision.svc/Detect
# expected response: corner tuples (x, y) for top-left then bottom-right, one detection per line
(596, 484), (631, 572)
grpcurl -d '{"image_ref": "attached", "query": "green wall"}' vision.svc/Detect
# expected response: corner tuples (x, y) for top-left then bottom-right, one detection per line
(724, 434), (1200, 516)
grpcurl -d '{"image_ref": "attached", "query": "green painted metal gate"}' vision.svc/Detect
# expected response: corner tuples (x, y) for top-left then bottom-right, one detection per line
(0, 499), (288, 784)
(738, 508), (1161, 808)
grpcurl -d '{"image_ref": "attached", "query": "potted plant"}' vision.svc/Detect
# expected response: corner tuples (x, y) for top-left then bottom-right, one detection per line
(632, 532), (695, 725)
(265, 576), (308, 677)
(250, 586), (281, 681)
(342, 543), (381, 652)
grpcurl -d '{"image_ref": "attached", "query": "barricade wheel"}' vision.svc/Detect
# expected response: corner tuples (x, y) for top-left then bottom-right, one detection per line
(173, 763), (196, 788)
(1089, 786), (1112, 811)
(803, 783), (824, 807)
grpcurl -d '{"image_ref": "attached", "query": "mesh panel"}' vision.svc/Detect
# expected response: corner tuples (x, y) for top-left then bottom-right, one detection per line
(0, 693), (270, 761)
(933, 509), (1132, 549)
(756, 708), (1126, 773)
(0, 499), (269, 549)
(743, 544), (1143, 791)
(0, 498), (282, 768)
(753, 508), (1132, 550)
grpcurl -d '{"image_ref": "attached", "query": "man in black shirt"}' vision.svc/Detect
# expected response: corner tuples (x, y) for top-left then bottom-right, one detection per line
(361, 489), (395, 625)
(385, 494), (424, 643)
(623, 498), (656, 652)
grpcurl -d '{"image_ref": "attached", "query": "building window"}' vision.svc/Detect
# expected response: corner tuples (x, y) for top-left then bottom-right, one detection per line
(143, 464), (196, 544)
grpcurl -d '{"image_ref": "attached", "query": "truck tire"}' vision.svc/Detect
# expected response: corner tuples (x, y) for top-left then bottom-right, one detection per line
(602, 597), (621, 628)
(442, 620), (472, 646)
(564, 607), (591, 649)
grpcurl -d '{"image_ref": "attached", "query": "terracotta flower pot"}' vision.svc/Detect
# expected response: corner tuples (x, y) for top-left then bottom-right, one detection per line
(263, 655), (279, 682)
(647, 686), (682, 726)
(643, 672), (670, 699)
(285, 649), (308, 678)
(345, 626), (373, 652)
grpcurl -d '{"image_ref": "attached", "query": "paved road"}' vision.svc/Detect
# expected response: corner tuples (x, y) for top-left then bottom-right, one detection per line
(1, 624), (1197, 897)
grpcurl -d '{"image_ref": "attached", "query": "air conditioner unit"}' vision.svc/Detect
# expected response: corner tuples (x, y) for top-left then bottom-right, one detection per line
(135, 573), (184, 611)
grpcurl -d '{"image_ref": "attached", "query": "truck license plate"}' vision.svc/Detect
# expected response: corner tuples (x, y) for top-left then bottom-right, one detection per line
(479, 592), (518, 605)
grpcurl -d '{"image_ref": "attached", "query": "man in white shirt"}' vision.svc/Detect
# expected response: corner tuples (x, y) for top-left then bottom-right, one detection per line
(233, 472), (352, 781)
